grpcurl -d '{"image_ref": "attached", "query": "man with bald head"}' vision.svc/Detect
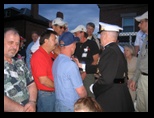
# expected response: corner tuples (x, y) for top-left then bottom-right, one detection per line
(52, 32), (87, 112)
(92, 22), (135, 112)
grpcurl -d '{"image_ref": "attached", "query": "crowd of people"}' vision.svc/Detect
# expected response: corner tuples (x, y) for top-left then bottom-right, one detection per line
(4, 11), (148, 112)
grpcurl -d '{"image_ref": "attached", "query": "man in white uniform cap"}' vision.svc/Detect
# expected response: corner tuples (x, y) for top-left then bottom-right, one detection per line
(92, 22), (135, 112)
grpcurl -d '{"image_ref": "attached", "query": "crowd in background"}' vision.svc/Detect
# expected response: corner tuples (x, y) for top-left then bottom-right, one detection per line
(4, 11), (148, 112)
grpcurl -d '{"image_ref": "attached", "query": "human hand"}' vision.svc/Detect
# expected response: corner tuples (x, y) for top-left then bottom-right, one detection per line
(72, 56), (82, 68)
(23, 101), (36, 112)
(128, 79), (136, 91)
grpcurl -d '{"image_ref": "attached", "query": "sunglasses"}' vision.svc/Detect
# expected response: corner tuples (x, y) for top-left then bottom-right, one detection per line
(59, 26), (65, 29)
(55, 24), (66, 30)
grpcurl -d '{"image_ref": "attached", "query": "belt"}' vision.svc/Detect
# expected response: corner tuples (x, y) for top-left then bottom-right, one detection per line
(141, 72), (148, 76)
(38, 89), (54, 92)
(113, 78), (124, 84)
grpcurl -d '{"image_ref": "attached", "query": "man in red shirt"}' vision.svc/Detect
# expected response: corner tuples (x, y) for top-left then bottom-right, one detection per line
(31, 29), (58, 112)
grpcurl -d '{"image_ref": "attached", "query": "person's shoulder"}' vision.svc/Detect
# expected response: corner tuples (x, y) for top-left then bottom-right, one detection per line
(132, 56), (138, 61)
(31, 48), (42, 58)
(92, 34), (99, 39)
(87, 39), (98, 45)
(15, 58), (26, 65)
(137, 30), (145, 36)
(28, 41), (34, 47)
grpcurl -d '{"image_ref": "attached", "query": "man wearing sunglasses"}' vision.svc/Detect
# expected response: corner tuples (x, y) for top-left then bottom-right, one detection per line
(30, 17), (67, 58)
(51, 17), (68, 58)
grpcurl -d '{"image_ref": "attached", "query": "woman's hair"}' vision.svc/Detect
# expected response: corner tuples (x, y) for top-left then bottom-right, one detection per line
(74, 97), (103, 112)
(124, 44), (135, 56)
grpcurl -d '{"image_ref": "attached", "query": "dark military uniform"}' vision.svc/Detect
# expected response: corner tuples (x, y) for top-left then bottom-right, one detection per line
(93, 42), (135, 112)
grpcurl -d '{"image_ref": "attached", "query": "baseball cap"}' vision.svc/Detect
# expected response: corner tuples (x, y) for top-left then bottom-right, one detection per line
(98, 22), (123, 33)
(71, 25), (87, 33)
(52, 17), (67, 26)
(59, 32), (80, 46)
(135, 11), (148, 22)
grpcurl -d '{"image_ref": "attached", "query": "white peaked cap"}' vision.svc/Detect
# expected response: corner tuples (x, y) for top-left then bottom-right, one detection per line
(52, 17), (67, 26)
(135, 11), (148, 22)
(98, 22), (123, 33)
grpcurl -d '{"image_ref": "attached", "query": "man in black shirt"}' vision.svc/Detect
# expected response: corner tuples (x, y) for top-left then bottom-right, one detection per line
(71, 25), (99, 98)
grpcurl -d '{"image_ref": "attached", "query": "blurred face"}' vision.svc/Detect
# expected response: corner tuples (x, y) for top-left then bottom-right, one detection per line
(124, 47), (132, 58)
(70, 42), (76, 55)
(100, 31), (105, 47)
(32, 33), (39, 42)
(138, 19), (148, 33)
(47, 34), (58, 51)
(52, 25), (65, 36)
(4, 31), (20, 59)
(86, 25), (94, 36)
(74, 31), (82, 41)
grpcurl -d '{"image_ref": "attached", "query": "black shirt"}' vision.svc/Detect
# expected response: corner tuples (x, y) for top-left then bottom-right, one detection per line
(74, 39), (99, 65)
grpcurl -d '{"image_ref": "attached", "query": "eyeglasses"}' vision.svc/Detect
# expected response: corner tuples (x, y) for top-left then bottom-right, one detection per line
(54, 24), (66, 30)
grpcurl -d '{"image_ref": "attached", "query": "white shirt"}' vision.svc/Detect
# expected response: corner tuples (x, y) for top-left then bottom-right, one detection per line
(134, 30), (146, 54)
(87, 34), (100, 49)
(118, 45), (124, 53)
(31, 37), (40, 53)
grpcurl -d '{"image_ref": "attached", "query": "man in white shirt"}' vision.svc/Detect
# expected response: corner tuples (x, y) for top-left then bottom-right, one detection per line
(134, 30), (146, 56)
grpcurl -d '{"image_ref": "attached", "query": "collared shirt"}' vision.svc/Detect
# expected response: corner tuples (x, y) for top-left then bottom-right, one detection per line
(134, 30), (146, 54)
(4, 59), (34, 105)
(52, 54), (83, 108)
(118, 45), (124, 53)
(87, 35), (100, 49)
(132, 35), (148, 82)
(31, 37), (40, 53)
(31, 46), (55, 91)
(26, 41), (35, 71)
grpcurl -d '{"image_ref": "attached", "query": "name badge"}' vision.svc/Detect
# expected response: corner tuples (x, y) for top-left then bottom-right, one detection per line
(10, 71), (19, 78)
(84, 48), (88, 52)
(82, 53), (87, 57)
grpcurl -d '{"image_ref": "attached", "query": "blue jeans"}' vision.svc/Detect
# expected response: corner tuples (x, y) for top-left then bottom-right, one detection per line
(55, 100), (74, 112)
(37, 90), (55, 112)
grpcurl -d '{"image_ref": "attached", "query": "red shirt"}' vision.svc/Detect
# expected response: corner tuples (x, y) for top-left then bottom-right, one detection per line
(31, 47), (55, 91)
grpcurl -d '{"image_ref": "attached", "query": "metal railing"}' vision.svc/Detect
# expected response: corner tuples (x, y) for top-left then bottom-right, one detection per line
(118, 32), (137, 46)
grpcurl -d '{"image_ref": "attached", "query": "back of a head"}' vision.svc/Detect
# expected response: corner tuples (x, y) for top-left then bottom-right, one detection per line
(74, 97), (103, 112)
(56, 11), (64, 19)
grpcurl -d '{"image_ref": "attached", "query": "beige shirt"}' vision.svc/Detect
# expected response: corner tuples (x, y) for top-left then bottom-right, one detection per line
(132, 35), (148, 82)
(127, 56), (137, 80)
